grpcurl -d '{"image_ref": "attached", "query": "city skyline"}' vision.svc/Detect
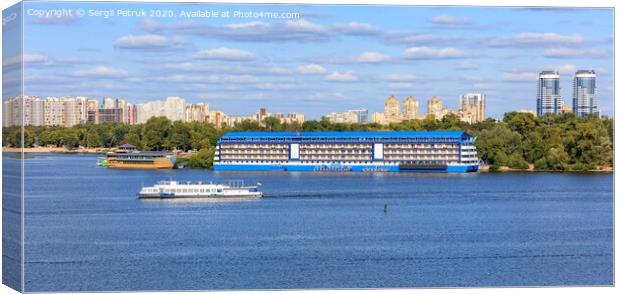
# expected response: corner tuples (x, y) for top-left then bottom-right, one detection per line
(3, 2), (614, 119)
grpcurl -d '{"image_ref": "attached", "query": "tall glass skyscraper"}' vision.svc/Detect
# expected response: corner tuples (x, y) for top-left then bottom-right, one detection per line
(573, 70), (598, 117)
(537, 71), (562, 116)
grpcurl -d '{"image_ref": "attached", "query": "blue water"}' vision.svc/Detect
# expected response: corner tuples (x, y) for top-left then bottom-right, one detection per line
(10, 153), (614, 291)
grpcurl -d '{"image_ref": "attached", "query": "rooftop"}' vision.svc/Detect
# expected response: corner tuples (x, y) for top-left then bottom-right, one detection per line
(220, 131), (470, 139)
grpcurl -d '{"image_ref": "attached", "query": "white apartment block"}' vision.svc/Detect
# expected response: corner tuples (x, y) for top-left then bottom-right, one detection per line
(327, 111), (359, 123)
(136, 96), (186, 123)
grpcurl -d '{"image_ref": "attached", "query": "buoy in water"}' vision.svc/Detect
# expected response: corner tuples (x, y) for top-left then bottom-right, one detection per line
(384, 204), (388, 214)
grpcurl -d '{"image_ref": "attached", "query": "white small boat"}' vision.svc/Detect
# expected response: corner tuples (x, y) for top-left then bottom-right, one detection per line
(137, 180), (262, 199)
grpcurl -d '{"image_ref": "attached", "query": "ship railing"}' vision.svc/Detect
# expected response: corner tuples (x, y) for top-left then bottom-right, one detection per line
(227, 180), (245, 188)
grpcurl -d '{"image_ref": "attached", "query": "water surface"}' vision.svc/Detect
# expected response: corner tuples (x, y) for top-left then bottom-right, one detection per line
(11, 153), (613, 291)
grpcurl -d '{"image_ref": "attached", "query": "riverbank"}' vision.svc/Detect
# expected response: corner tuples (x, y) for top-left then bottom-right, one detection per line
(478, 164), (613, 173)
(2, 147), (112, 154)
(3, 149), (612, 173)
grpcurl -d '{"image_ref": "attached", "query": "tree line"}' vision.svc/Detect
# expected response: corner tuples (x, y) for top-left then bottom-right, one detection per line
(2, 112), (613, 171)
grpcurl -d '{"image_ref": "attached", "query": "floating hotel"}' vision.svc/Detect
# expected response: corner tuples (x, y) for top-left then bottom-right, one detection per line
(213, 131), (479, 173)
(98, 144), (176, 169)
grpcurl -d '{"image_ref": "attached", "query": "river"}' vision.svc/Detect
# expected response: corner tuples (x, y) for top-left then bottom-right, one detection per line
(5, 153), (613, 291)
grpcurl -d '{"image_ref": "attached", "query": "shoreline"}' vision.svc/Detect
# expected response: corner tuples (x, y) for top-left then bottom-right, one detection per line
(2, 147), (111, 154)
(478, 165), (613, 173)
(3, 148), (613, 173)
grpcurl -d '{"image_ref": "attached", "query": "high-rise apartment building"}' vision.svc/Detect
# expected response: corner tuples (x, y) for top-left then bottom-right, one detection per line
(326, 109), (368, 124)
(98, 108), (123, 123)
(2, 99), (15, 127)
(274, 113), (305, 125)
(164, 96), (186, 121)
(125, 104), (137, 125)
(118, 99), (127, 123)
(402, 96), (419, 120)
(185, 103), (209, 122)
(86, 99), (99, 124)
(208, 110), (226, 128)
(256, 108), (269, 122)
(63, 96), (88, 127)
(44, 97), (65, 126)
(30, 98), (45, 126)
(326, 111), (359, 123)
(350, 109), (369, 123)
(537, 71), (562, 116)
(459, 93), (485, 123)
(136, 96), (186, 123)
(427, 96), (443, 118)
(103, 97), (118, 109)
(572, 70), (598, 117)
(371, 112), (387, 124)
(384, 95), (401, 122)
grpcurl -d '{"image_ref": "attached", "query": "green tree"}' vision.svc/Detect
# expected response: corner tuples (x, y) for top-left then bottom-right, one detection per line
(142, 116), (172, 151)
(185, 147), (215, 168)
(263, 117), (283, 131)
(170, 121), (192, 151)
(503, 112), (537, 134)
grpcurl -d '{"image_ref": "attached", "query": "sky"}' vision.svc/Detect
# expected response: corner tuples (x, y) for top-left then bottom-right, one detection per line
(4, 1), (615, 119)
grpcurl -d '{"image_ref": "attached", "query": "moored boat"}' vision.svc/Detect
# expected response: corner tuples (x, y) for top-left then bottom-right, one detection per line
(137, 180), (262, 199)
(97, 144), (176, 169)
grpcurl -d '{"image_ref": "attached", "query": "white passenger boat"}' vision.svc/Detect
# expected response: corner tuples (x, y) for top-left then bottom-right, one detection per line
(137, 180), (262, 199)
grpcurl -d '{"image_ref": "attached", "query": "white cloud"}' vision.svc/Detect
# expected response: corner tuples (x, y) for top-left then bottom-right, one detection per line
(296, 64), (327, 74)
(305, 92), (349, 102)
(354, 51), (390, 63)
(461, 75), (484, 82)
(485, 32), (584, 47)
(139, 18), (332, 43)
(254, 83), (307, 90)
(222, 75), (260, 83)
(113, 34), (184, 50)
(164, 62), (202, 71)
(286, 19), (328, 32)
(72, 66), (129, 78)
(251, 66), (292, 75)
(428, 14), (472, 25)
(455, 61), (479, 70)
(164, 63), (291, 76)
(164, 75), (216, 83)
(325, 71), (359, 82)
(194, 47), (256, 61)
(383, 74), (418, 82)
(403, 47), (470, 59)
(555, 64), (577, 74)
(387, 83), (415, 90)
(502, 64), (583, 82)
(502, 71), (538, 82)
(382, 33), (462, 46)
(22, 54), (48, 63)
(473, 83), (492, 89)
(3, 54), (49, 67)
(544, 48), (607, 58)
(332, 22), (380, 35)
(225, 21), (268, 29)
(161, 74), (259, 84)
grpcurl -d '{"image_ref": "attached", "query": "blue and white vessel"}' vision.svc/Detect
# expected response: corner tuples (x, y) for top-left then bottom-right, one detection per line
(213, 131), (479, 173)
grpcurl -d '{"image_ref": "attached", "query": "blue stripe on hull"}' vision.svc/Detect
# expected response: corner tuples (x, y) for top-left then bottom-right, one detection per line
(214, 164), (478, 173)
(446, 165), (479, 172)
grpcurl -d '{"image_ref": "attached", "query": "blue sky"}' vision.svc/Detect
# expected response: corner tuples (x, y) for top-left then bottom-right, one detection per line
(8, 2), (615, 119)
